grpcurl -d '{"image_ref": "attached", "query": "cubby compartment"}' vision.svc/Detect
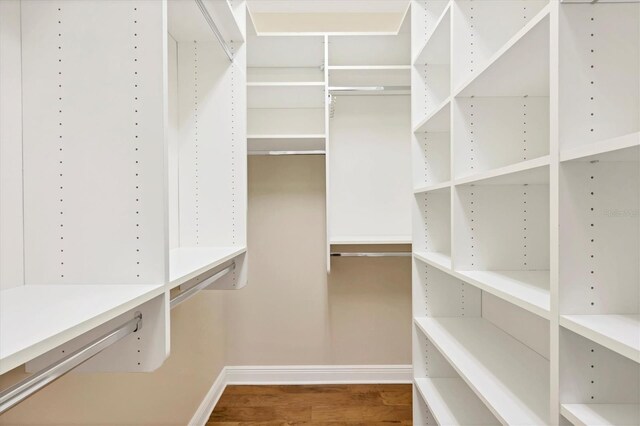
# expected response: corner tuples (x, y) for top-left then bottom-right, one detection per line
(413, 259), (549, 425)
(559, 148), (639, 363)
(451, 0), (549, 93)
(328, 23), (410, 67)
(560, 328), (640, 426)
(559, 1), (640, 154)
(412, 188), (451, 270)
(453, 172), (551, 318)
(452, 96), (550, 180)
(167, 1), (247, 290)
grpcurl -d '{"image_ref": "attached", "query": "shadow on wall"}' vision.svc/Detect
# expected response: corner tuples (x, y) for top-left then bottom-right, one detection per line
(224, 155), (411, 366)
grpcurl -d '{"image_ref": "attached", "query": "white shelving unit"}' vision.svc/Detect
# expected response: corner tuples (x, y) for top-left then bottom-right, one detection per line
(411, 1), (640, 425)
(0, 0), (247, 377)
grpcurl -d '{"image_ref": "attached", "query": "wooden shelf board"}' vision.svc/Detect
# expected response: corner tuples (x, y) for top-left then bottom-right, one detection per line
(561, 404), (640, 426)
(454, 6), (550, 98)
(169, 246), (246, 289)
(560, 314), (640, 363)
(414, 316), (550, 425)
(0, 284), (165, 375)
(454, 156), (550, 186)
(414, 377), (498, 425)
(457, 269), (551, 319)
(413, 97), (451, 134)
(560, 131), (640, 163)
(413, 250), (452, 272)
(413, 3), (451, 65)
(413, 181), (451, 194)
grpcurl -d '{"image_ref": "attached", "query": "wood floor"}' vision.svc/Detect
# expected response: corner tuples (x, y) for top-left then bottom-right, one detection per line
(208, 384), (413, 425)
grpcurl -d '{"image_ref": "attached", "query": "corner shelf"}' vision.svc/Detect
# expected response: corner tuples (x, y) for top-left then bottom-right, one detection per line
(561, 404), (640, 426)
(414, 316), (550, 425)
(169, 246), (246, 289)
(0, 284), (165, 375)
(414, 378), (498, 425)
(560, 314), (640, 364)
(454, 5), (550, 98)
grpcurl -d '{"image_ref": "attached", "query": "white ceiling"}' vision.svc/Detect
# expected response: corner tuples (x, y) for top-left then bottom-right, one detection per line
(247, 0), (410, 14)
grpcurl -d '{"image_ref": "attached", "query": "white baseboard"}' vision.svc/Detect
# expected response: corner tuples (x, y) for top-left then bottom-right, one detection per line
(225, 364), (413, 385)
(188, 366), (228, 426)
(189, 364), (412, 426)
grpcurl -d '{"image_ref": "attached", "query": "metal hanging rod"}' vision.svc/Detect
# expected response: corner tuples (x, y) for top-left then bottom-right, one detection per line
(195, 0), (234, 62)
(330, 252), (411, 257)
(248, 150), (326, 156)
(329, 86), (411, 95)
(0, 313), (143, 415)
(171, 263), (235, 309)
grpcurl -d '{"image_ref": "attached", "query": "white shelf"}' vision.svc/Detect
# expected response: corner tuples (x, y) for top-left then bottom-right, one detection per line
(414, 317), (550, 425)
(560, 131), (640, 163)
(454, 6), (550, 98)
(204, 0), (244, 43)
(414, 378), (498, 425)
(454, 156), (550, 186)
(457, 270), (551, 319)
(327, 65), (411, 71)
(413, 3), (451, 65)
(561, 404), (640, 426)
(560, 314), (640, 363)
(413, 97), (450, 134)
(413, 250), (451, 272)
(413, 181), (451, 194)
(169, 246), (246, 289)
(330, 236), (412, 245)
(248, 134), (326, 152)
(247, 81), (325, 87)
(248, 84), (325, 109)
(0, 284), (165, 374)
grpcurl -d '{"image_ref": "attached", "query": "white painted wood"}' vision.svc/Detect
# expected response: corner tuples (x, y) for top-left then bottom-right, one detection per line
(413, 250), (452, 273)
(413, 190), (451, 257)
(413, 98), (450, 133)
(169, 247), (247, 289)
(561, 315), (640, 364)
(329, 95), (412, 243)
(188, 366), (228, 426)
(414, 181), (451, 195)
(454, 157), (550, 186)
(414, 3), (451, 66)
(329, 36), (410, 66)
(0, 0), (24, 291)
(560, 131), (640, 163)
(415, 317), (550, 425)
(328, 68), (410, 87)
(561, 404), (640, 426)
(414, 378), (499, 426)
(558, 2), (639, 151)
(248, 84), (325, 109)
(0, 284), (164, 374)
(248, 135), (325, 152)
(21, 0), (167, 285)
(247, 67), (324, 83)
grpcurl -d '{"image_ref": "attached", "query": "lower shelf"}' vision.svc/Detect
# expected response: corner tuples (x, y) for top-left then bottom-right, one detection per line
(412, 250), (451, 271)
(560, 314), (640, 363)
(0, 284), (164, 375)
(414, 378), (498, 425)
(169, 246), (246, 289)
(561, 403), (640, 426)
(414, 316), (550, 425)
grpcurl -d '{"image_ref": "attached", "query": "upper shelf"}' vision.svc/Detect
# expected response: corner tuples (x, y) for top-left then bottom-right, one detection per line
(413, 3), (451, 66)
(561, 404), (640, 426)
(454, 156), (550, 186)
(413, 97), (450, 133)
(454, 6), (550, 98)
(169, 246), (246, 289)
(414, 316), (550, 425)
(0, 284), (165, 375)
